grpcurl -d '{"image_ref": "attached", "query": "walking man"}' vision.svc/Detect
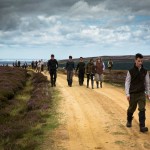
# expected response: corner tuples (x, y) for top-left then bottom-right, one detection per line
(86, 58), (95, 89)
(66, 56), (75, 87)
(107, 59), (113, 73)
(125, 53), (150, 132)
(95, 57), (105, 88)
(76, 57), (85, 86)
(47, 54), (58, 87)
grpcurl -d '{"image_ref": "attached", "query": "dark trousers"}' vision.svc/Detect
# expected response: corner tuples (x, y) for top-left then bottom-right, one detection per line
(49, 69), (57, 86)
(87, 73), (94, 88)
(127, 92), (146, 113)
(78, 70), (84, 85)
(67, 71), (73, 86)
(127, 92), (146, 127)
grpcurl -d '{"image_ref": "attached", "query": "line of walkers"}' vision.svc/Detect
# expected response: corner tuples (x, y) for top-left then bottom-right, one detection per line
(66, 56), (105, 89)
(47, 54), (105, 88)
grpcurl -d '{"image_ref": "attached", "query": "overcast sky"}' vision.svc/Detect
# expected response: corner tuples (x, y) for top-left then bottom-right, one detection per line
(0, 0), (150, 60)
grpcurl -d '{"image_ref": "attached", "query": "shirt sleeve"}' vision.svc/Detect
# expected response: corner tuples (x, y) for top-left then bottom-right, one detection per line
(145, 72), (150, 95)
(103, 62), (105, 71)
(125, 71), (131, 97)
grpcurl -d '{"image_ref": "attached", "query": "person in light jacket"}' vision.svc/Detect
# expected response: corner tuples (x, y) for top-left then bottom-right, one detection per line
(95, 57), (105, 88)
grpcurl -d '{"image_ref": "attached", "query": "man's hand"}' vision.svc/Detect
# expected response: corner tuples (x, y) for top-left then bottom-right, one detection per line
(127, 96), (130, 102)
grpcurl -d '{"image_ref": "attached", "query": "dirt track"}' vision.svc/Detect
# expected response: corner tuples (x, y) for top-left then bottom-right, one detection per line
(44, 73), (150, 150)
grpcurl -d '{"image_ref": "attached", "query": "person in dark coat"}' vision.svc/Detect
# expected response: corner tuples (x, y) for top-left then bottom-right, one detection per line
(76, 57), (85, 86)
(31, 61), (35, 69)
(47, 54), (58, 87)
(65, 56), (75, 87)
(86, 58), (95, 89)
(18, 61), (21, 67)
(125, 53), (150, 132)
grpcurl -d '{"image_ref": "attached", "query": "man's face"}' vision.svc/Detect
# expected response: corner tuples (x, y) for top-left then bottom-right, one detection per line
(135, 57), (143, 68)
(80, 58), (83, 62)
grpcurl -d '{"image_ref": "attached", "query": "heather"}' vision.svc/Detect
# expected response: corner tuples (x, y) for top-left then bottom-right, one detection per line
(0, 66), (27, 101)
(0, 68), (60, 150)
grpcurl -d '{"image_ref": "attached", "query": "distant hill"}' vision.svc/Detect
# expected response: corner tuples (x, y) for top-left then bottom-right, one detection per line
(58, 55), (150, 64)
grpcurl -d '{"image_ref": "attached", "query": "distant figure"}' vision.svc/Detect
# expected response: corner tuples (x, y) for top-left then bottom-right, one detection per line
(37, 60), (41, 73)
(18, 61), (21, 67)
(125, 53), (150, 133)
(95, 57), (105, 88)
(107, 59), (113, 72)
(35, 61), (38, 70)
(15, 60), (18, 67)
(76, 57), (85, 86)
(24, 61), (28, 69)
(31, 61), (35, 69)
(41, 59), (44, 72)
(47, 54), (58, 87)
(86, 58), (95, 89)
(65, 56), (75, 87)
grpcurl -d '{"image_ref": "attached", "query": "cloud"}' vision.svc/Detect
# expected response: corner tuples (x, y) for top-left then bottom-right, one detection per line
(0, 0), (150, 59)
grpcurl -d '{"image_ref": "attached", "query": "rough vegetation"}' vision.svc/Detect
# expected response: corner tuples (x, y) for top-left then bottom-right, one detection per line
(0, 67), (59, 150)
(0, 66), (27, 101)
(103, 70), (127, 85)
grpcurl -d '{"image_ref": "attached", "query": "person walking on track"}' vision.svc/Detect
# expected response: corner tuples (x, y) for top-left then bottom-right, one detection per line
(86, 58), (95, 89)
(66, 56), (75, 87)
(95, 57), (105, 88)
(47, 54), (58, 87)
(76, 57), (85, 86)
(125, 53), (150, 132)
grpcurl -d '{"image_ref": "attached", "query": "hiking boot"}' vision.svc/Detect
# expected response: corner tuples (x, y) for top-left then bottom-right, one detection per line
(126, 112), (133, 128)
(126, 121), (132, 127)
(139, 111), (148, 133)
(140, 127), (148, 132)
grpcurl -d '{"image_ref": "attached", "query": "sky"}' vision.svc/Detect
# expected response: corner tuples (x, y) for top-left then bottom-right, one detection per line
(0, 0), (150, 60)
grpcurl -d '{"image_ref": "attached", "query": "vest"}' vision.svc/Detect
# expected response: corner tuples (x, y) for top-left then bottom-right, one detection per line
(129, 65), (147, 94)
(96, 61), (103, 75)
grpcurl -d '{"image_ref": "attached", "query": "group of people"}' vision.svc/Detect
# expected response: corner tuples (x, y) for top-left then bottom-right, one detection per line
(47, 54), (106, 88)
(47, 53), (150, 133)
(75, 57), (105, 89)
(31, 60), (44, 73)
(13, 60), (28, 69)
